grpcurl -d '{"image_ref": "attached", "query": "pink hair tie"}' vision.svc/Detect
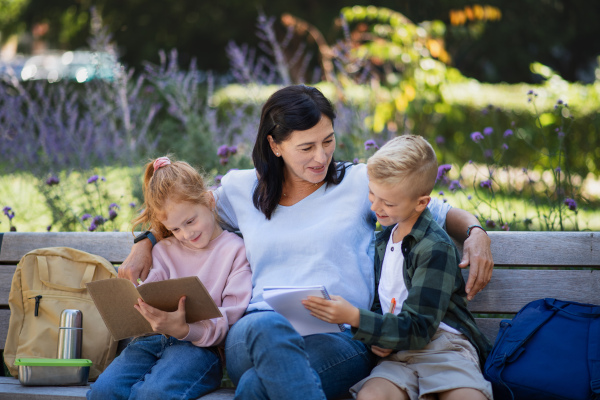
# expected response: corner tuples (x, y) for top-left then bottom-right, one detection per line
(153, 157), (171, 171)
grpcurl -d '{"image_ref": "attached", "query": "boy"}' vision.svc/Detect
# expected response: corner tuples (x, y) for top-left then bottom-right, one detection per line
(303, 135), (493, 400)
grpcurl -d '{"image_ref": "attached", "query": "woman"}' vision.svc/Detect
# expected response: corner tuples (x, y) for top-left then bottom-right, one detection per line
(120, 85), (493, 399)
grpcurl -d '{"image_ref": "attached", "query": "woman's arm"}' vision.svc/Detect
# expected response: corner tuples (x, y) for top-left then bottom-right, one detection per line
(445, 208), (493, 300)
(118, 239), (153, 284)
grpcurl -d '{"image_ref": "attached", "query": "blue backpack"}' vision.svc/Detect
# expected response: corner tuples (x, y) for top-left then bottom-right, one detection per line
(484, 298), (600, 400)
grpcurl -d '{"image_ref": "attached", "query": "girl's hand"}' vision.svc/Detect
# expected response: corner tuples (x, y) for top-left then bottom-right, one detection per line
(371, 345), (393, 358)
(302, 295), (360, 328)
(134, 296), (190, 339)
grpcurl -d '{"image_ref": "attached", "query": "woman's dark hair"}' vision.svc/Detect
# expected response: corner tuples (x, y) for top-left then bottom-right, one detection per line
(252, 85), (347, 219)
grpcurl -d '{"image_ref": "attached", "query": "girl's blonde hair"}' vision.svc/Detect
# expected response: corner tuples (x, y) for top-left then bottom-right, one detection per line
(132, 156), (213, 240)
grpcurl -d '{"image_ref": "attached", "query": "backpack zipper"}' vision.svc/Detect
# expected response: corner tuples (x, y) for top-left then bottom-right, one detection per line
(28, 295), (43, 316)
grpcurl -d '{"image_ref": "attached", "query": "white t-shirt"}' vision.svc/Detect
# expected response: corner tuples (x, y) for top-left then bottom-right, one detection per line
(378, 224), (461, 334)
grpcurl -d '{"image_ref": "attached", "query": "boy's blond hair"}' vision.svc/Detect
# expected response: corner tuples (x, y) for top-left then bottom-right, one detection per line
(367, 134), (438, 198)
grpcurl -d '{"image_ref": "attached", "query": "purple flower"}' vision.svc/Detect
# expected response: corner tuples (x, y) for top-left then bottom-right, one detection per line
(93, 215), (105, 225)
(81, 213), (92, 221)
(436, 164), (452, 181)
(501, 224), (510, 231)
(353, 158), (359, 164)
(564, 198), (577, 211)
(555, 167), (561, 173)
(502, 143), (509, 150)
(46, 225), (52, 232)
(449, 180), (462, 191)
(443, 198), (448, 203)
(485, 219), (496, 228)
(470, 132), (484, 143)
(527, 90), (534, 95)
(217, 145), (230, 157)
(503, 129), (513, 137)
(219, 157), (229, 166)
(480, 180), (492, 189)
(364, 139), (378, 151)
(87, 175), (99, 184)
(439, 191), (444, 196)
(228, 146), (238, 155)
(129, 202), (136, 208)
(88, 222), (97, 232)
(556, 99), (563, 105)
(468, 160), (473, 164)
(3, 206), (12, 215)
(101, 176), (106, 181)
(484, 149), (493, 158)
(558, 131), (565, 138)
(46, 176), (60, 186)
(435, 136), (445, 145)
(467, 195), (472, 200)
(108, 209), (118, 221)
(483, 127), (493, 136)
(108, 203), (120, 210)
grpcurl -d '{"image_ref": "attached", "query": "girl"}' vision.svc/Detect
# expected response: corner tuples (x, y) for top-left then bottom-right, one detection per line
(87, 156), (252, 400)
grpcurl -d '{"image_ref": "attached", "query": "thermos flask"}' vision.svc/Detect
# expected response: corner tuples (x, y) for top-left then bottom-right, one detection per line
(57, 309), (83, 359)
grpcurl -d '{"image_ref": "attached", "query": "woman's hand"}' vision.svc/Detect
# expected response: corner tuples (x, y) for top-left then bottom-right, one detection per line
(134, 296), (190, 339)
(371, 345), (393, 358)
(459, 228), (494, 300)
(302, 295), (360, 328)
(119, 239), (153, 285)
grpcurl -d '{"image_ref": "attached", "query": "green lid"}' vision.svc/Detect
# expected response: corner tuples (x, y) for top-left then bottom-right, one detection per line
(14, 358), (92, 367)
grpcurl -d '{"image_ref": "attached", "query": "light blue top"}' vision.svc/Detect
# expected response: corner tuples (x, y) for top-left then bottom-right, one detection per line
(214, 163), (451, 312)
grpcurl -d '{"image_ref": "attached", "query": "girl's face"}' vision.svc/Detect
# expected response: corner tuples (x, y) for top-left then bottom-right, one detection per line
(160, 195), (222, 250)
(268, 115), (336, 184)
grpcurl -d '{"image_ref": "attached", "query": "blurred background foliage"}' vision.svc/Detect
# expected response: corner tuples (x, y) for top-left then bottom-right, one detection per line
(2, 0), (600, 83)
(1, 2), (599, 232)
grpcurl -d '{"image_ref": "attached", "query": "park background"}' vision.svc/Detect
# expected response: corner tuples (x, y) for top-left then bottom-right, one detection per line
(0, 0), (599, 233)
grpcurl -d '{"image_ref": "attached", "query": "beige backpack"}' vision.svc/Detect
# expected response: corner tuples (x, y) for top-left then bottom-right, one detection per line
(4, 247), (119, 380)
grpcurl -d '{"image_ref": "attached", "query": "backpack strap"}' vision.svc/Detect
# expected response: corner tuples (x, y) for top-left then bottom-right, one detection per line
(501, 300), (558, 362)
(37, 256), (96, 292)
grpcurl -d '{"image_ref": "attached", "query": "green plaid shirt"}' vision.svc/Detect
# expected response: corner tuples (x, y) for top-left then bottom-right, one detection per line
(351, 208), (491, 365)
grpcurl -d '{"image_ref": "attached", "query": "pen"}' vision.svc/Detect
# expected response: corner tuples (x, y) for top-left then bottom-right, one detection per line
(390, 298), (396, 314)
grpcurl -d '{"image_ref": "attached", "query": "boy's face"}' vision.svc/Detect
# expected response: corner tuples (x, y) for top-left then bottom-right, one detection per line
(368, 179), (430, 227)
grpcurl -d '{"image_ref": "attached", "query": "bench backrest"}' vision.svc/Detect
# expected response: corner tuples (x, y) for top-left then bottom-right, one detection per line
(0, 231), (598, 346)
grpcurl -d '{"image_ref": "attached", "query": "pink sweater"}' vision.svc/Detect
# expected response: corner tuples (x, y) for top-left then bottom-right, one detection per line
(144, 230), (252, 347)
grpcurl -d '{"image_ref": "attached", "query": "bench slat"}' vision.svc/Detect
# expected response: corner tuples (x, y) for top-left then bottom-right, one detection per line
(465, 269), (600, 313)
(0, 233), (134, 264)
(474, 317), (503, 343)
(0, 266), (15, 306)
(0, 377), (236, 399)
(487, 231), (598, 266)
(0, 310), (9, 346)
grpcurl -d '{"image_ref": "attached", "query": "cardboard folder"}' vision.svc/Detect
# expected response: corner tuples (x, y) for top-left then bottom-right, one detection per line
(86, 277), (222, 341)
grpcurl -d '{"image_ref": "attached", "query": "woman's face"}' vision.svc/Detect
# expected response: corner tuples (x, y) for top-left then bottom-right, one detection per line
(268, 116), (336, 184)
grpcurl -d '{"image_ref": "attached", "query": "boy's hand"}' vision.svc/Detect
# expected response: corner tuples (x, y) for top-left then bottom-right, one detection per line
(371, 345), (393, 358)
(134, 296), (190, 339)
(302, 295), (360, 328)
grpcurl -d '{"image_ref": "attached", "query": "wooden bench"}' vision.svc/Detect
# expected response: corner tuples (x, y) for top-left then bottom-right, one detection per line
(0, 231), (598, 399)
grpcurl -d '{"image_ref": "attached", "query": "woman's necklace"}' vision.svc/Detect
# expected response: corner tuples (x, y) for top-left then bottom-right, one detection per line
(281, 180), (325, 201)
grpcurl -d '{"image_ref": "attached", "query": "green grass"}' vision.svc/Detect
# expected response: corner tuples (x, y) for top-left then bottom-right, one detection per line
(1, 165), (599, 232)
(0, 167), (142, 233)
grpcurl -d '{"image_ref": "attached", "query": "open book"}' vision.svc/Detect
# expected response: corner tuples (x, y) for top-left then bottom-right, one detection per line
(263, 285), (345, 336)
(86, 277), (222, 340)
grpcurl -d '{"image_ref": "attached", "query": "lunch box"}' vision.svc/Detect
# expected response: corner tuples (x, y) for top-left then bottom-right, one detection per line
(14, 358), (92, 386)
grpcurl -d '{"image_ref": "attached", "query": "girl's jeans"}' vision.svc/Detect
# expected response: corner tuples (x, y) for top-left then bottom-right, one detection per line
(225, 311), (374, 400)
(87, 335), (222, 400)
